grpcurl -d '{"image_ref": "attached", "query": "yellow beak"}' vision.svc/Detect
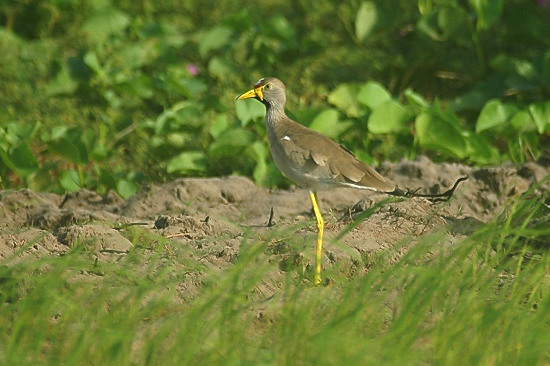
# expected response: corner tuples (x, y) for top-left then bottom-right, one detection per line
(236, 86), (264, 101)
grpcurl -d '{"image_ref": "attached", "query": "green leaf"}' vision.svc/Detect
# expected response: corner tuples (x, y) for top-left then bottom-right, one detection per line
(417, 12), (442, 41)
(249, 141), (268, 185)
(267, 15), (296, 41)
(199, 26), (233, 57)
(404, 88), (429, 109)
(0, 147), (18, 174)
(210, 114), (229, 138)
(166, 132), (189, 148)
(59, 170), (81, 193)
(368, 100), (410, 134)
(116, 179), (138, 198)
(356, 1), (378, 41)
(469, 0), (503, 31)
(179, 79), (208, 98)
(437, 7), (469, 40)
(308, 109), (352, 139)
(415, 111), (467, 158)
(328, 83), (361, 117)
(235, 100), (265, 127)
(542, 50), (550, 89)
(99, 169), (117, 190)
(167, 151), (207, 174)
(528, 102), (550, 134)
(208, 57), (234, 79)
(46, 63), (78, 96)
(83, 6), (130, 44)
(357, 81), (391, 109)
(83, 52), (103, 74)
(209, 128), (256, 155)
(126, 74), (154, 99)
(510, 110), (537, 133)
(48, 137), (88, 165)
(464, 132), (500, 165)
(9, 142), (39, 177)
(475, 99), (517, 133)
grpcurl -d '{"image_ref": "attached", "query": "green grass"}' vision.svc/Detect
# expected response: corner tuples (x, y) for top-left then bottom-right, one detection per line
(1, 194), (548, 365)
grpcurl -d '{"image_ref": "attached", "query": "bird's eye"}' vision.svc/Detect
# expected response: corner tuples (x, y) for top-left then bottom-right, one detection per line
(265, 84), (272, 90)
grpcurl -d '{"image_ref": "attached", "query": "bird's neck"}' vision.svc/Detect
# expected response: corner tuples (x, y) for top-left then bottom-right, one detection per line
(265, 101), (286, 127)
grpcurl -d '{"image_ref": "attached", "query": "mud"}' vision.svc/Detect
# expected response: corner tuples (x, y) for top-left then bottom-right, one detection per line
(1, 157), (548, 283)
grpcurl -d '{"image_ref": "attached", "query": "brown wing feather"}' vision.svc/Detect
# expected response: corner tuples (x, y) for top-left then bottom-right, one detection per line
(277, 119), (394, 192)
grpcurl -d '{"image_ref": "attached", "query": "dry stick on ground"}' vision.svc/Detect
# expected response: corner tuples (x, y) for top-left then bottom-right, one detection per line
(389, 176), (469, 202)
(267, 207), (275, 227)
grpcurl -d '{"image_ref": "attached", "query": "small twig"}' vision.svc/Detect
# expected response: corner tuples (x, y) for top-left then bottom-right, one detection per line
(267, 207), (275, 227)
(165, 233), (190, 239)
(114, 222), (149, 230)
(389, 176), (469, 203)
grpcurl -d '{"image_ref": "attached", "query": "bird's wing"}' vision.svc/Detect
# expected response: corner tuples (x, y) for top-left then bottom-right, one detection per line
(279, 120), (394, 192)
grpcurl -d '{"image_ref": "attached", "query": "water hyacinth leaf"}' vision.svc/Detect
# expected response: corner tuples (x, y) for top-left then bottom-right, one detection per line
(510, 110), (536, 133)
(116, 179), (139, 198)
(83, 52), (103, 75)
(415, 112), (467, 158)
(356, 1), (378, 42)
(166, 132), (189, 148)
(266, 15), (296, 41)
(309, 109), (352, 138)
(209, 128), (256, 155)
(469, 0), (503, 31)
(404, 88), (430, 111)
(357, 81), (391, 109)
(83, 6), (130, 44)
(99, 169), (117, 190)
(199, 26), (233, 57)
(210, 114), (229, 138)
(126, 74), (154, 99)
(528, 102), (550, 134)
(235, 100), (265, 127)
(208, 57), (234, 79)
(59, 170), (81, 193)
(167, 151), (207, 174)
(417, 11), (442, 41)
(46, 63), (78, 96)
(464, 132), (500, 165)
(543, 50), (550, 89)
(9, 142), (39, 177)
(48, 137), (88, 165)
(368, 100), (410, 134)
(437, 7), (469, 40)
(250, 141), (268, 185)
(179, 79), (208, 98)
(327, 83), (361, 117)
(0, 147), (18, 174)
(476, 99), (517, 133)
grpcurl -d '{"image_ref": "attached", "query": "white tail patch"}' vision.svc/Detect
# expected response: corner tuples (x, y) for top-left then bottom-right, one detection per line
(282, 136), (291, 141)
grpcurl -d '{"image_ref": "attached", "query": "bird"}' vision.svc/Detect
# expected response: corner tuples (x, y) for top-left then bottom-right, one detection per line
(236, 77), (395, 285)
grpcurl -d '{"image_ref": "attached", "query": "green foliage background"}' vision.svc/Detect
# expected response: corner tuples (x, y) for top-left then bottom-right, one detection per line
(1, 0), (549, 196)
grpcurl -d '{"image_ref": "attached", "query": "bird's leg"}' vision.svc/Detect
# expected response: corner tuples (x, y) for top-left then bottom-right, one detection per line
(309, 191), (323, 286)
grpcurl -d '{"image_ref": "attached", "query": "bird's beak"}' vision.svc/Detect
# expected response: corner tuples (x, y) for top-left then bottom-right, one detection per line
(236, 86), (264, 101)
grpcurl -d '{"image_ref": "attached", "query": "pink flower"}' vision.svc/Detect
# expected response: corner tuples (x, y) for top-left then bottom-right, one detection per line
(186, 64), (199, 76)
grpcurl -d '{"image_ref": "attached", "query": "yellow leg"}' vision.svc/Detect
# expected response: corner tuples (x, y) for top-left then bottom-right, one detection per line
(309, 191), (323, 285)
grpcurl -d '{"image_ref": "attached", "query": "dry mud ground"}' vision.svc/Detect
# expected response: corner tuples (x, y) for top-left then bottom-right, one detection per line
(1, 157), (549, 286)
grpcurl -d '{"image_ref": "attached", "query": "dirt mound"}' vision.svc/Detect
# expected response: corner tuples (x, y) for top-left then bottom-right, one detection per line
(1, 157), (548, 278)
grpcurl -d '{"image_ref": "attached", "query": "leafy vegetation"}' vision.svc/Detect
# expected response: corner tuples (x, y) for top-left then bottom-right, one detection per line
(0, 186), (548, 364)
(1, 0), (549, 194)
(1, 2), (548, 364)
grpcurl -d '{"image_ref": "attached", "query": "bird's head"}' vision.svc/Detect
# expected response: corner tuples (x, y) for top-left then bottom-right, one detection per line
(236, 77), (286, 108)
